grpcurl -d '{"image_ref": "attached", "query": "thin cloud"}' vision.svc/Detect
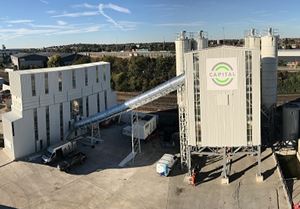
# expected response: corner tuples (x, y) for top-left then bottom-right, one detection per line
(29, 23), (68, 29)
(0, 24), (102, 40)
(118, 21), (140, 31)
(72, 3), (97, 9)
(51, 25), (101, 35)
(155, 21), (204, 27)
(57, 20), (67, 26)
(145, 4), (184, 11)
(52, 11), (98, 18)
(99, 4), (122, 29)
(104, 3), (130, 14)
(46, 10), (56, 14)
(98, 3), (131, 30)
(5, 19), (34, 24)
(40, 0), (49, 4)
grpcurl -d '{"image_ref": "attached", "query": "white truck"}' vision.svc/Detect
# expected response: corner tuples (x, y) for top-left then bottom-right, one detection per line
(42, 141), (77, 164)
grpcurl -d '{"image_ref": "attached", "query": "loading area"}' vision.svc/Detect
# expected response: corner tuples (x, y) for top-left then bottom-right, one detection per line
(0, 123), (290, 209)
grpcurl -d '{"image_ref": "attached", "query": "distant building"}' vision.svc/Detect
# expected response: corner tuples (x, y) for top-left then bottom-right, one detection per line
(278, 49), (300, 63)
(38, 52), (84, 66)
(0, 48), (21, 64)
(83, 51), (174, 59)
(11, 53), (48, 70)
(2, 62), (117, 160)
(11, 52), (85, 70)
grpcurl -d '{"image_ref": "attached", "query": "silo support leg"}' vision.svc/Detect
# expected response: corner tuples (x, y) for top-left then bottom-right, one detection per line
(256, 145), (264, 182)
(187, 146), (192, 176)
(221, 147), (229, 184)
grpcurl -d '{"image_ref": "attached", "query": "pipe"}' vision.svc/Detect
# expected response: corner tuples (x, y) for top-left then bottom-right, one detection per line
(74, 73), (185, 128)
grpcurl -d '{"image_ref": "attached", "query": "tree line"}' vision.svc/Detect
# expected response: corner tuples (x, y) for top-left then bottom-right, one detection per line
(23, 42), (175, 53)
(95, 56), (176, 92)
(278, 71), (300, 94)
(47, 54), (176, 92)
(47, 54), (299, 94)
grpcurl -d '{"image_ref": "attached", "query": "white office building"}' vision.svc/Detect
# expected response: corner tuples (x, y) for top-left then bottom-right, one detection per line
(2, 62), (117, 160)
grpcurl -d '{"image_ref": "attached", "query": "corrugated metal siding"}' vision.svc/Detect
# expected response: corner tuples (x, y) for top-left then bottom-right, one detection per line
(5, 63), (117, 159)
(251, 50), (261, 146)
(184, 53), (196, 146)
(185, 47), (261, 147)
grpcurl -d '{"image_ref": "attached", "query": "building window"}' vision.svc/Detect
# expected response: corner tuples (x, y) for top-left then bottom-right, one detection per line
(72, 70), (76, 89)
(60, 103), (64, 141)
(33, 108), (38, 152)
(85, 68), (88, 86)
(46, 106), (50, 146)
(96, 66), (99, 83)
(40, 140), (43, 150)
(245, 51), (253, 145)
(104, 90), (107, 110)
(86, 97), (89, 117)
(58, 72), (62, 92)
(193, 54), (201, 143)
(12, 122), (15, 136)
(103, 70), (106, 82)
(97, 93), (100, 112)
(31, 74), (36, 96)
(44, 73), (49, 94)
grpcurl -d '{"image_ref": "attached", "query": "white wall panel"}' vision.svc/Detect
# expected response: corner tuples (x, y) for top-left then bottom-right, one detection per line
(49, 104), (60, 144)
(185, 47), (261, 147)
(4, 62), (116, 159)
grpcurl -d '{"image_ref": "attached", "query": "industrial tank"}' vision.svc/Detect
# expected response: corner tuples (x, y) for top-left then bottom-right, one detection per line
(195, 31), (208, 50)
(175, 31), (190, 75)
(261, 28), (279, 109)
(282, 103), (300, 140)
(244, 28), (260, 49)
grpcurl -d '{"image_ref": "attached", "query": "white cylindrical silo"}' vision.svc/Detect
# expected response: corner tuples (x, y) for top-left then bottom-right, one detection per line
(195, 31), (208, 50)
(175, 31), (190, 75)
(244, 28), (260, 49)
(261, 27), (279, 109)
(283, 103), (300, 140)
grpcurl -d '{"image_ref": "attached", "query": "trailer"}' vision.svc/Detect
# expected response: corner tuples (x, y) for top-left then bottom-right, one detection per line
(122, 113), (158, 140)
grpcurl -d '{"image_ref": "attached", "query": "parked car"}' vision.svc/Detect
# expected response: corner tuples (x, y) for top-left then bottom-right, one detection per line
(57, 152), (87, 172)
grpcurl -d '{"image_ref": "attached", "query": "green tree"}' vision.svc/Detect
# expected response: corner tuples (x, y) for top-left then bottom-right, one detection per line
(47, 54), (62, 67)
(73, 56), (91, 65)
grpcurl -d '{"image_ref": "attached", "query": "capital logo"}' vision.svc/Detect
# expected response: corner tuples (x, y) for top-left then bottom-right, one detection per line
(209, 62), (235, 86)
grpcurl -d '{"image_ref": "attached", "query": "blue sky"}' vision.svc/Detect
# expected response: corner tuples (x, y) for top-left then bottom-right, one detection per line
(1, 0), (299, 48)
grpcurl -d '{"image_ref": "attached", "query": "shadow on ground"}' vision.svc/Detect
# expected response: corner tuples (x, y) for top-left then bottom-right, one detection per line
(16, 109), (182, 176)
(0, 205), (18, 209)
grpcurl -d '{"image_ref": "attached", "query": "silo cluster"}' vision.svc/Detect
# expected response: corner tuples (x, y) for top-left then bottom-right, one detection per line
(244, 28), (279, 110)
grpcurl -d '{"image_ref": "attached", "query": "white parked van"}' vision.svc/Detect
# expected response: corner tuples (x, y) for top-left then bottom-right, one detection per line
(42, 141), (77, 164)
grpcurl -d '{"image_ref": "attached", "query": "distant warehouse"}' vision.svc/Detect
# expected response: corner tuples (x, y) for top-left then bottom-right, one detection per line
(278, 49), (300, 62)
(2, 62), (117, 159)
(11, 52), (85, 70)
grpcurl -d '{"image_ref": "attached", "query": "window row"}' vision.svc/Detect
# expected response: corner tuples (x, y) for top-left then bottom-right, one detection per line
(31, 66), (107, 96)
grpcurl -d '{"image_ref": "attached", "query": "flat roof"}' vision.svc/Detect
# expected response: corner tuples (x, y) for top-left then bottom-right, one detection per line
(278, 49), (300, 57)
(9, 61), (109, 75)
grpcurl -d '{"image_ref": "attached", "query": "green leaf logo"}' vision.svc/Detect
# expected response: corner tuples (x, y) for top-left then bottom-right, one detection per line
(209, 63), (235, 86)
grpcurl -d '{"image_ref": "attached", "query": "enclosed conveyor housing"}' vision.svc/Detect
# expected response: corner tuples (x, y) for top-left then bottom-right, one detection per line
(73, 74), (185, 129)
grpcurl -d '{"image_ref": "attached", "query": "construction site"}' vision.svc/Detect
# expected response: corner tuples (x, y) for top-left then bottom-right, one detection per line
(0, 27), (300, 209)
